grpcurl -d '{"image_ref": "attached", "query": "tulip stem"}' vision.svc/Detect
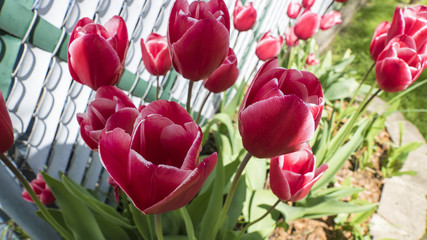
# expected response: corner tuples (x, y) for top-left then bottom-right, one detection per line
(0, 153), (72, 240)
(233, 31), (241, 50)
(179, 207), (196, 240)
(156, 76), (160, 100)
(347, 62), (376, 110)
(212, 152), (252, 239)
(154, 214), (164, 240)
(234, 199), (282, 240)
(195, 91), (212, 123)
(187, 81), (194, 113)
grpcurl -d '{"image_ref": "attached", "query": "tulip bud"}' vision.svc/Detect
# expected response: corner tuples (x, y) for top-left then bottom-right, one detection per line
(255, 31), (283, 61)
(294, 11), (320, 40)
(302, 0), (315, 9)
(140, 33), (172, 76)
(168, 0), (230, 81)
(233, 0), (257, 32)
(320, 11), (342, 30)
(285, 26), (299, 47)
(68, 16), (128, 90)
(238, 58), (324, 158)
(203, 48), (239, 93)
(287, 2), (302, 19)
(0, 91), (13, 153)
(270, 145), (328, 202)
(22, 173), (56, 205)
(306, 53), (320, 66)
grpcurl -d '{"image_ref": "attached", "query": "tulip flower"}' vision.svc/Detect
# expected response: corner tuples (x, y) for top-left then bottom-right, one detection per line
(99, 100), (217, 214)
(68, 16), (128, 90)
(294, 11), (320, 40)
(77, 86), (138, 150)
(306, 53), (320, 65)
(22, 173), (56, 205)
(370, 21), (391, 61)
(285, 26), (299, 47)
(270, 145), (328, 202)
(0, 91), (13, 153)
(140, 33), (172, 76)
(233, 0), (257, 32)
(238, 58), (324, 158)
(376, 35), (427, 92)
(203, 48), (239, 93)
(320, 11), (342, 30)
(255, 31), (284, 61)
(168, 0), (230, 81)
(287, 2), (302, 19)
(302, 0), (315, 9)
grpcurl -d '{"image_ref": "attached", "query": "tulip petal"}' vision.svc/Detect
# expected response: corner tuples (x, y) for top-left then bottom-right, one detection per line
(0, 92), (14, 153)
(387, 7), (405, 42)
(95, 86), (136, 109)
(376, 57), (413, 92)
(104, 16), (129, 63)
(138, 100), (193, 126)
(104, 108), (139, 134)
(289, 164), (328, 201)
(270, 156), (292, 201)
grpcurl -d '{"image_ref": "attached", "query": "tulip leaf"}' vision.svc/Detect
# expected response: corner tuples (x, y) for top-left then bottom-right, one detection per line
(245, 157), (267, 191)
(61, 174), (134, 229)
(226, 177), (247, 230)
(35, 209), (67, 229)
(92, 212), (130, 240)
(202, 113), (235, 148)
(42, 173), (105, 240)
(313, 187), (365, 199)
(129, 204), (154, 240)
(223, 79), (247, 120)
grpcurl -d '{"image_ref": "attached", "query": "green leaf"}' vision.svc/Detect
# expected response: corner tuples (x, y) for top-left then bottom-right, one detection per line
(245, 157), (267, 190)
(42, 173), (105, 240)
(223, 80), (247, 120)
(226, 178), (247, 230)
(93, 212), (130, 240)
(129, 204), (154, 240)
(313, 187), (365, 199)
(35, 209), (66, 227)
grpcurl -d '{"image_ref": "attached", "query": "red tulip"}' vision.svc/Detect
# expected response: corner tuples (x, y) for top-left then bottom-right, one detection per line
(77, 86), (138, 150)
(140, 33), (172, 76)
(22, 173), (56, 205)
(203, 48), (239, 93)
(255, 31), (284, 61)
(68, 16), (128, 90)
(99, 100), (217, 214)
(287, 2), (302, 19)
(270, 145), (328, 202)
(306, 53), (320, 66)
(302, 0), (315, 9)
(0, 91), (13, 153)
(376, 35), (427, 92)
(168, 0), (230, 81)
(320, 11), (342, 30)
(294, 11), (320, 40)
(285, 26), (299, 47)
(233, 0), (257, 32)
(238, 58), (324, 158)
(370, 21), (391, 61)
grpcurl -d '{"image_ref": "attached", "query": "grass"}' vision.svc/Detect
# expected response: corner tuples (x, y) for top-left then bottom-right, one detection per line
(326, 0), (427, 139)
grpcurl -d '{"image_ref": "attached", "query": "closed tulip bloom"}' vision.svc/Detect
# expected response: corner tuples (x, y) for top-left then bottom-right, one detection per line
(255, 31), (284, 61)
(376, 35), (427, 92)
(68, 16), (128, 90)
(141, 33), (172, 76)
(287, 2), (302, 19)
(370, 21), (391, 61)
(285, 26), (299, 47)
(233, 0), (257, 32)
(168, 0), (230, 81)
(270, 145), (328, 202)
(320, 11), (342, 30)
(99, 100), (217, 214)
(238, 58), (324, 158)
(22, 173), (55, 205)
(294, 11), (320, 40)
(302, 0), (315, 9)
(0, 91), (13, 153)
(77, 86), (138, 150)
(306, 53), (320, 65)
(203, 48), (239, 93)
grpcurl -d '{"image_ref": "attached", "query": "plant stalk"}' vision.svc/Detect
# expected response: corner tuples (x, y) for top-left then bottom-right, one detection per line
(179, 207), (196, 240)
(154, 214), (164, 240)
(187, 81), (194, 113)
(347, 62), (376, 108)
(156, 76), (160, 100)
(233, 31), (241, 50)
(195, 91), (212, 123)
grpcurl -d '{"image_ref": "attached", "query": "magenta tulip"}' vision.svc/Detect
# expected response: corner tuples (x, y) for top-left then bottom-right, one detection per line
(255, 31), (284, 61)
(285, 26), (299, 47)
(168, 0), (230, 81)
(22, 173), (56, 205)
(320, 11), (342, 30)
(294, 11), (320, 40)
(68, 16), (128, 90)
(238, 58), (324, 158)
(203, 48), (239, 93)
(306, 53), (320, 66)
(233, 0), (257, 32)
(287, 2), (302, 19)
(77, 86), (138, 150)
(270, 145), (328, 202)
(141, 33), (172, 76)
(302, 0), (315, 9)
(0, 91), (13, 153)
(370, 21), (391, 61)
(99, 100), (217, 214)
(376, 35), (427, 92)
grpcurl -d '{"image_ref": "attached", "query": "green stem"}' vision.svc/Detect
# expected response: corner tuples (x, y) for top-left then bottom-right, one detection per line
(156, 76), (160, 101)
(179, 207), (196, 240)
(154, 214), (164, 240)
(234, 199), (282, 240)
(211, 152), (252, 239)
(0, 153), (73, 240)
(347, 62), (376, 109)
(233, 31), (241, 50)
(195, 91), (212, 123)
(187, 81), (194, 113)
